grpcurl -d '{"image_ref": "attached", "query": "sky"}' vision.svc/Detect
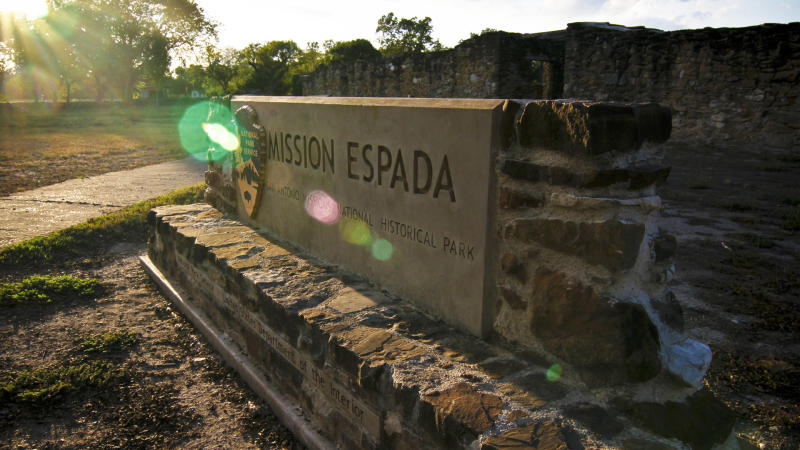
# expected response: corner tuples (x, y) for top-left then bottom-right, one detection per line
(0, 0), (797, 51)
(194, 0), (800, 50)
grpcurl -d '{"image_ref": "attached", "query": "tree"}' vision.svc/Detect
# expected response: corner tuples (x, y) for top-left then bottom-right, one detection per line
(293, 41), (325, 75)
(326, 39), (381, 64)
(376, 12), (442, 57)
(43, 0), (216, 100)
(0, 14), (15, 82)
(0, 35), (15, 100)
(238, 40), (300, 95)
(173, 63), (205, 95)
(204, 45), (238, 94)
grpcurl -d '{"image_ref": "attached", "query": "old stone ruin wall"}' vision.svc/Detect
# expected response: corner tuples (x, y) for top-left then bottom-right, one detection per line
(563, 22), (800, 151)
(301, 31), (565, 100)
(303, 22), (800, 152)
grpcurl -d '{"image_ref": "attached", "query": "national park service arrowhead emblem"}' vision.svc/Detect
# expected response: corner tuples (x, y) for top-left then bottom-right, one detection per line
(233, 105), (266, 218)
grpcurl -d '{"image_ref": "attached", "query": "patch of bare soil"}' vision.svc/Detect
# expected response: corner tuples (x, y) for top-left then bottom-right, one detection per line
(0, 146), (182, 196)
(660, 143), (800, 449)
(0, 244), (303, 449)
(0, 103), (187, 196)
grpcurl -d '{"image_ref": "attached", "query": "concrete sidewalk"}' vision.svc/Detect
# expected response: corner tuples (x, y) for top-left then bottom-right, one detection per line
(0, 157), (206, 248)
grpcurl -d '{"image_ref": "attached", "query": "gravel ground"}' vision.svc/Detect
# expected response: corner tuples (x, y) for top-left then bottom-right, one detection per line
(0, 244), (304, 449)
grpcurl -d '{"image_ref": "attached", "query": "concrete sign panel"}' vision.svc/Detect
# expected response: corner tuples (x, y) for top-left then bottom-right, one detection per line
(230, 97), (504, 336)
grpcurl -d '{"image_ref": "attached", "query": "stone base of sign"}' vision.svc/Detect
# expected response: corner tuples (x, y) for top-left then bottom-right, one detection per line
(145, 203), (737, 450)
(204, 97), (713, 390)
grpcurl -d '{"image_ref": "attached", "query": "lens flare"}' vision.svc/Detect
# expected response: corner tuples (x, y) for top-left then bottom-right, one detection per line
(305, 190), (341, 225)
(546, 364), (562, 382)
(340, 219), (372, 246)
(371, 239), (393, 261)
(178, 101), (236, 163)
(202, 122), (239, 151)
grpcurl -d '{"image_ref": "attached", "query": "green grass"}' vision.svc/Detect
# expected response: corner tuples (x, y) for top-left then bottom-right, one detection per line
(0, 361), (120, 404)
(0, 183), (205, 268)
(0, 275), (102, 307)
(80, 331), (138, 354)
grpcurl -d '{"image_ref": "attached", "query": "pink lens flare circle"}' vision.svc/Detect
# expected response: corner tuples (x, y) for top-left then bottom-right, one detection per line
(305, 190), (341, 225)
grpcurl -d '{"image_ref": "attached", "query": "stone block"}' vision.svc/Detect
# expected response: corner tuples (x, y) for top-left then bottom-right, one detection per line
(204, 169), (221, 187)
(632, 103), (672, 142)
(651, 291), (684, 332)
(500, 252), (528, 284)
(653, 231), (677, 263)
(614, 389), (737, 449)
(509, 218), (645, 273)
(501, 159), (671, 190)
(530, 269), (661, 384)
(500, 159), (581, 185)
(421, 383), (504, 435)
(563, 403), (624, 438)
(498, 186), (544, 209)
(323, 288), (387, 314)
(518, 100), (671, 155)
(481, 419), (579, 450)
(501, 99), (522, 148)
(195, 232), (248, 248)
(664, 338), (711, 387)
(500, 287), (526, 310)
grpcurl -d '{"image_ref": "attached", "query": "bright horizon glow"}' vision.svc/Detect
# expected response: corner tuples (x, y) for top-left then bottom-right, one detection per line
(195, 0), (800, 51)
(0, 0), (47, 19)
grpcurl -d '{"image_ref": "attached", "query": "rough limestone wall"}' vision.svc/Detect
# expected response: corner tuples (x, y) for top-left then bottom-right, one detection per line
(563, 22), (800, 151)
(302, 44), (500, 98)
(302, 32), (564, 99)
(494, 99), (710, 389)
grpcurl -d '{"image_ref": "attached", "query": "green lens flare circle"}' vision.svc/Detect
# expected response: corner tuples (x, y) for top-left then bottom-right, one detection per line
(371, 239), (393, 261)
(178, 101), (237, 163)
(546, 364), (562, 382)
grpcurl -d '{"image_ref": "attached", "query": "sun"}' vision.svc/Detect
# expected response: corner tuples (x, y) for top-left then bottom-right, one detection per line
(0, 0), (48, 19)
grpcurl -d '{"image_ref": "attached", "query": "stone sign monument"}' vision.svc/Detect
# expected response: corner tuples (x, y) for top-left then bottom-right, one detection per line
(144, 96), (736, 449)
(226, 96), (503, 337)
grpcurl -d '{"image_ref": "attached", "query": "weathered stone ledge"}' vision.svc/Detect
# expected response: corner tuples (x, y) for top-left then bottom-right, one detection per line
(147, 203), (736, 449)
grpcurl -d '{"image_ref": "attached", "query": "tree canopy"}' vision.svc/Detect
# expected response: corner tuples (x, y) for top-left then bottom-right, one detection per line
(326, 39), (381, 64)
(2, 0), (216, 101)
(0, 9), (455, 101)
(376, 12), (442, 57)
